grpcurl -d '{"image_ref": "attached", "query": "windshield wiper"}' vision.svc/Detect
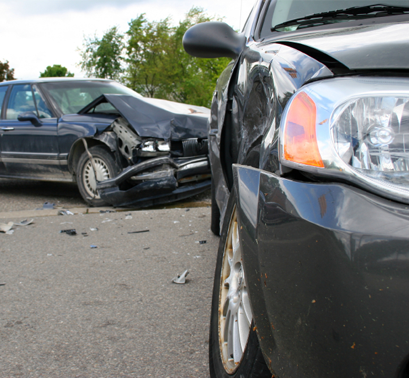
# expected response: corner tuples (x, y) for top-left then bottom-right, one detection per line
(271, 4), (409, 31)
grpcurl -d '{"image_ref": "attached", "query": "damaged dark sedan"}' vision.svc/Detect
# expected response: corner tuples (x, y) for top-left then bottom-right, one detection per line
(0, 79), (210, 207)
(184, 0), (409, 377)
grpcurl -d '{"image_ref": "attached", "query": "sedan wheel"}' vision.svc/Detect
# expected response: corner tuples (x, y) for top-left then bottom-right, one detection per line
(209, 187), (271, 378)
(76, 145), (119, 207)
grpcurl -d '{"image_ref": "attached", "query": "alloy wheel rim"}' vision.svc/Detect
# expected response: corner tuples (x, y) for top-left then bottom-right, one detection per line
(219, 205), (253, 373)
(83, 157), (110, 199)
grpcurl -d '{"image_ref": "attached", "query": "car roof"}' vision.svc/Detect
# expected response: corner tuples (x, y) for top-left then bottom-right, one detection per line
(0, 78), (115, 86)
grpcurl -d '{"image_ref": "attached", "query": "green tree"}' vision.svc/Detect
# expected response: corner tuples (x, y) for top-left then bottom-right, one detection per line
(40, 64), (74, 77)
(163, 7), (231, 106)
(0, 61), (15, 82)
(123, 7), (230, 106)
(124, 15), (172, 98)
(80, 26), (124, 79)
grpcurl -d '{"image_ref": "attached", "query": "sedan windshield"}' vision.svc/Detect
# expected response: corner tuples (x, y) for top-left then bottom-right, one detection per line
(260, 0), (409, 37)
(41, 80), (142, 115)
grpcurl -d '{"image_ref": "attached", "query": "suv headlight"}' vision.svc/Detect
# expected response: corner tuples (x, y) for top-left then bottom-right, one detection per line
(279, 77), (409, 203)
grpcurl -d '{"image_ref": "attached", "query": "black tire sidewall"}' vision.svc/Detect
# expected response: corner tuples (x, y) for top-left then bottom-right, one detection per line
(209, 187), (270, 378)
(76, 145), (119, 207)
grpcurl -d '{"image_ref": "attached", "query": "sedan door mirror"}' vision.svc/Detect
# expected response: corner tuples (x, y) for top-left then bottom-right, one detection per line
(18, 112), (42, 127)
(183, 22), (246, 59)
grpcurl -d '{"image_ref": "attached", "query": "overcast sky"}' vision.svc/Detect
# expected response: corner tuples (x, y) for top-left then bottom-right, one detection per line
(1, 0), (254, 80)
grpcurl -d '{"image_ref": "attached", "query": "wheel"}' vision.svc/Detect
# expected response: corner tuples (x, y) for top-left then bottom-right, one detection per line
(211, 178), (221, 236)
(76, 145), (119, 207)
(209, 188), (271, 378)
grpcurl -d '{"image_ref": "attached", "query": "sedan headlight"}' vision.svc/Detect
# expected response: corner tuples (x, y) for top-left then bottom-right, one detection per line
(279, 77), (409, 203)
(139, 140), (170, 157)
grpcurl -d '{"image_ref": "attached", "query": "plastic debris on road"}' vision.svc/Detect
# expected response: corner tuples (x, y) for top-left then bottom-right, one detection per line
(128, 230), (149, 234)
(58, 210), (74, 216)
(0, 222), (14, 233)
(0, 219), (34, 234)
(36, 202), (55, 210)
(195, 240), (207, 244)
(172, 270), (189, 284)
(59, 229), (77, 236)
(90, 228), (98, 231)
(125, 214), (133, 220)
(90, 245), (98, 249)
(14, 219), (34, 226)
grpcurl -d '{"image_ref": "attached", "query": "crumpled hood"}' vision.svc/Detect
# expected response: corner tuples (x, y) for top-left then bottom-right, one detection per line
(272, 21), (409, 70)
(102, 94), (209, 140)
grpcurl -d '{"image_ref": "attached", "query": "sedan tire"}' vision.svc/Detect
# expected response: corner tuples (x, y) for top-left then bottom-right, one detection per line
(76, 145), (119, 207)
(209, 187), (271, 378)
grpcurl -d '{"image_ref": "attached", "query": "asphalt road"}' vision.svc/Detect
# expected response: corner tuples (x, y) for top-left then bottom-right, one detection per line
(0, 178), (219, 378)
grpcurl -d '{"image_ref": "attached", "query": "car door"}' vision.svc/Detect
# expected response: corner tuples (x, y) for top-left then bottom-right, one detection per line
(0, 83), (64, 179)
(0, 85), (9, 174)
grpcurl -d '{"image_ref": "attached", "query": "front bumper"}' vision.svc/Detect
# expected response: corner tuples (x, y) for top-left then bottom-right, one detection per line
(234, 164), (409, 378)
(97, 156), (211, 207)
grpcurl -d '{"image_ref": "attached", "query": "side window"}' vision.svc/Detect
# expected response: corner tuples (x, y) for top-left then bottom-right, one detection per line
(6, 84), (36, 120)
(33, 85), (53, 118)
(0, 86), (8, 118)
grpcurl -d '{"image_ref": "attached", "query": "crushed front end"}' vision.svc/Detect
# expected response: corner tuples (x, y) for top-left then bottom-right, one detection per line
(96, 117), (211, 207)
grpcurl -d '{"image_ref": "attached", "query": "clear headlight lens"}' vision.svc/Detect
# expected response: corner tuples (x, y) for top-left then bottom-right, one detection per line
(332, 96), (409, 186)
(279, 77), (409, 203)
(141, 141), (156, 153)
(139, 140), (170, 156)
(157, 141), (170, 152)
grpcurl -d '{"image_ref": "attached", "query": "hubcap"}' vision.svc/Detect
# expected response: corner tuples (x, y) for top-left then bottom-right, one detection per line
(219, 205), (253, 373)
(83, 157), (111, 199)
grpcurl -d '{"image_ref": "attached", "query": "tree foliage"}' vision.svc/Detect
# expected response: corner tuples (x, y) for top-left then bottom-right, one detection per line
(79, 8), (231, 107)
(80, 26), (124, 80)
(0, 61), (15, 82)
(40, 64), (74, 77)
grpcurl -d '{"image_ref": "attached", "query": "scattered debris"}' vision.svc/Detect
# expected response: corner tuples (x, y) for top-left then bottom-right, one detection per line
(144, 247), (150, 250)
(47, 254), (53, 256)
(36, 202), (55, 210)
(128, 230), (149, 234)
(15, 219), (34, 226)
(82, 232), (88, 237)
(0, 222), (13, 233)
(102, 219), (112, 223)
(186, 209), (190, 212)
(90, 228), (98, 231)
(173, 221), (180, 224)
(90, 245), (98, 249)
(172, 270), (189, 284)
(0, 283), (5, 286)
(60, 229), (77, 236)
(58, 210), (74, 216)
(125, 214), (133, 220)
(179, 232), (194, 237)
(195, 240), (207, 244)
(100, 210), (115, 214)
(0, 219), (34, 234)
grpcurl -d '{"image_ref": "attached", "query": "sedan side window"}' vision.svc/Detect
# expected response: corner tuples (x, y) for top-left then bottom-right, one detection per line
(0, 86), (8, 118)
(6, 84), (36, 120)
(33, 85), (53, 118)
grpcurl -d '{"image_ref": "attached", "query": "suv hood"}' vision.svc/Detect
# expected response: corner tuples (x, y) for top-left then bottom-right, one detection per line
(80, 94), (209, 140)
(273, 21), (409, 70)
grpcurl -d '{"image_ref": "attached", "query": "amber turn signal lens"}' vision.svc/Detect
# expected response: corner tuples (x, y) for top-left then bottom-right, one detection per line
(283, 92), (324, 168)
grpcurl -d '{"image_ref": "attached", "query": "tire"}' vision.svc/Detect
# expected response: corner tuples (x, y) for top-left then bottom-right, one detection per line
(76, 145), (119, 207)
(211, 178), (221, 236)
(209, 187), (271, 378)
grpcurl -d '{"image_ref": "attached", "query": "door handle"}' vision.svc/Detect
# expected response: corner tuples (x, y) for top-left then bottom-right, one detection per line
(1, 127), (15, 131)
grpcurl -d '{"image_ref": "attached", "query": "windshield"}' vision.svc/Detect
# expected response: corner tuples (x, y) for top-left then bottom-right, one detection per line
(260, 0), (409, 37)
(41, 80), (142, 115)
